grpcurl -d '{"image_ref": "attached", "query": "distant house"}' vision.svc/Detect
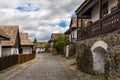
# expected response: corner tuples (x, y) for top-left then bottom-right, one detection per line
(0, 28), (10, 57)
(36, 42), (46, 53)
(48, 33), (64, 52)
(20, 33), (33, 54)
(64, 17), (91, 57)
(0, 25), (21, 56)
(64, 17), (77, 57)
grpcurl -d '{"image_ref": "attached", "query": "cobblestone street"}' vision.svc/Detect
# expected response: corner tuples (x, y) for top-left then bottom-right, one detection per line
(0, 54), (72, 80)
(0, 53), (106, 80)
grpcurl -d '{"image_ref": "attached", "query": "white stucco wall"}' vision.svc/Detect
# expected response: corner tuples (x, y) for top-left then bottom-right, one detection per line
(2, 48), (12, 56)
(108, 0), (118, 14)
(50, 42), (54, 48)
(2, 48), (19, 56)
(22, 47), (32, 54)
(92, 3), (100, 22)
(69, 29), (77, 42)
(11, 48), (18, 55)
(91, 0), (118, 22)
(36, 48), (45, 53)
(66, 45), (69, 57)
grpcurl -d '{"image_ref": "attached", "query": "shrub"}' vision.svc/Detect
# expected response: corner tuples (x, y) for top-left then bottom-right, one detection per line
(53, 37), (65, 54)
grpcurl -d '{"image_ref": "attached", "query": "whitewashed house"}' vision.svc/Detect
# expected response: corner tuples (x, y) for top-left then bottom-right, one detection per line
(75, 0), (120, 75)
(20, 33), (33, 54)
(0, 26), (21, 56)
(0, 28), (10, 57)
(64, 16), (91, 57)
(36, 42), (46, 53)
(64, 17), (77, 57)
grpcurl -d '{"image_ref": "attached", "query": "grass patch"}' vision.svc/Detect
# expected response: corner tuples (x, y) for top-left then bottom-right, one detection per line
(67, 55), (76, 59)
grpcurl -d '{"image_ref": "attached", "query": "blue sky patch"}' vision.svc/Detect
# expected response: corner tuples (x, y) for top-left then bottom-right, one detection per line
(16, 3), (41, 12)
(58, 21), (67, 28)
(71, 13), (76, 17)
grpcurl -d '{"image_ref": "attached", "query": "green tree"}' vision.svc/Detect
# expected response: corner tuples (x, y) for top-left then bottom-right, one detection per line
(32, 38), (37, 53)
(33, 38), (37, 44)
(45, 43), (50, 52)
(53, 37), (65, 54)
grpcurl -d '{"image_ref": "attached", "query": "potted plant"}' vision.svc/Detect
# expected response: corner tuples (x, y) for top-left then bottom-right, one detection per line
(111, 5), (117, 12)
(111, 2), (120, 12)
(87, 21), (92, 25)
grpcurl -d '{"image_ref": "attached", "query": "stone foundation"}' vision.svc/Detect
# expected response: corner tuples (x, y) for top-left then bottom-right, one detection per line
(76, 30), (120, 79)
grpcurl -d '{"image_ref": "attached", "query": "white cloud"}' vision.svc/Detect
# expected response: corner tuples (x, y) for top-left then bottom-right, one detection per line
(0, 0), (85, 41)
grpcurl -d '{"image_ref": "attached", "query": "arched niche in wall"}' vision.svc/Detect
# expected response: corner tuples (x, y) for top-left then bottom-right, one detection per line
(91, 41), (108, 74)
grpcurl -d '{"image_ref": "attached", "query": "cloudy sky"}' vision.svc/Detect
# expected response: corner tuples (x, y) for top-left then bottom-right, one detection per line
(0, 0), (84, 42)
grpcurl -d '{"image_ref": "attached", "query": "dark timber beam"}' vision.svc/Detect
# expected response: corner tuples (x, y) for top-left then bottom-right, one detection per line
(99, 0), (102, 19)
(99, 0), (102, 29)
(81, 15), (83, 29)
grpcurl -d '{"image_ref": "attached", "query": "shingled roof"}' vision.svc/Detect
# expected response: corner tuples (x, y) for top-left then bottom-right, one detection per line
(0, 28), (10, 40)
(48, 33), (64, 42)
(20, 33), (33, 46)
(51, 33), (64, 41)
(0, 25), (19, 46)
(36, 42), (46, 48)
(65, 17), (78, 34)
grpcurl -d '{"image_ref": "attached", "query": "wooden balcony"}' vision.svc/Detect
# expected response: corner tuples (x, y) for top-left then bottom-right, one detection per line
(78, 9), (120, 40)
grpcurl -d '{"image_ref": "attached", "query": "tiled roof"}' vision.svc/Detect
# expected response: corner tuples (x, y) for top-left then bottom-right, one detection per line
(20, 33), (33, 46)
(0, 25), (19, 46)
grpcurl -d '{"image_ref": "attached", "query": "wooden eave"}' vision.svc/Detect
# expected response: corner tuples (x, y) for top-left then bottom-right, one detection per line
(64, 29), (71, 34)
(48, 39), (54, 43)
(21, 45), (33, 47)
(0, 35), (10, 40)
(75, 0), (98, 17)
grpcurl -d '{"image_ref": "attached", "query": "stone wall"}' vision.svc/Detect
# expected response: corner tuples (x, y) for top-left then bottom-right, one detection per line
(76, 30), (120, 79)
(69, 44), (76, 56)
(64, 43), (76, 57)
(76, 43), (93, 74)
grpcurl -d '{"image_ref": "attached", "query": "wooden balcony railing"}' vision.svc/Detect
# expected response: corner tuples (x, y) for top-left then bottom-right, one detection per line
(78, 9), (120, 40)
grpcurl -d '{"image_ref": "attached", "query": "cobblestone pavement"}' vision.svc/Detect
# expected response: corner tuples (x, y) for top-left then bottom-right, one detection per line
(0, 53), (107, 80)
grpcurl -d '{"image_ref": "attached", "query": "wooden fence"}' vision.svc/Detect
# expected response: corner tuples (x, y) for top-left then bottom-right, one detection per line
(0, 53), (36, 71)
(0, 55), (18, 71)
(18, 54), (36, 64)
